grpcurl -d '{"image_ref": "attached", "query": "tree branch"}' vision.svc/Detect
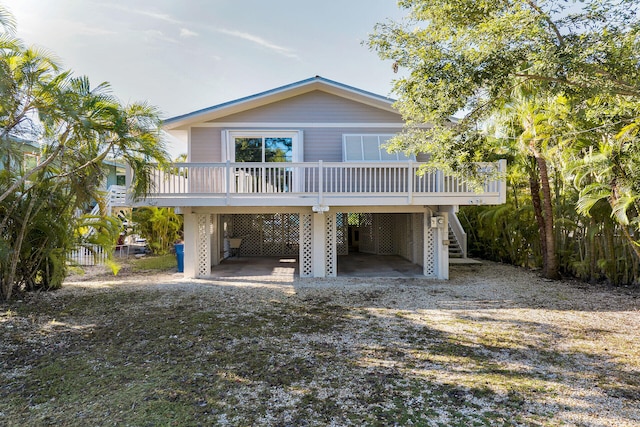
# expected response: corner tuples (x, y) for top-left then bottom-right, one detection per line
(524, 0), (565, 47)
(513, 73), (640, 97)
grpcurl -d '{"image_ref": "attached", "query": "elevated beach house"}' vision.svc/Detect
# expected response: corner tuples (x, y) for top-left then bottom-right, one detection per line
(131, 77), (506, 279)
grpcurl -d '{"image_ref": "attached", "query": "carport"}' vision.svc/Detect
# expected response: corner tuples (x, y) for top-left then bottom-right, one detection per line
(183, 207), (450, 279)
(209, 253), (425, 278)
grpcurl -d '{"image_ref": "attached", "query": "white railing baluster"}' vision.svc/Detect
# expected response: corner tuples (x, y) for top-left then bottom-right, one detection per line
(137, 160), (505, 203)
(318, 160), (323, 205)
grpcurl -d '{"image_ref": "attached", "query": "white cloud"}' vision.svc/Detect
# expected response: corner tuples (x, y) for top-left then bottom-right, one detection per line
(108, 5), (181, 25)
(72, 22), (117, 37)
(216, 28), (298, 59)
(136, 10), (181, 24)
(180, 28), (198, 38)
(143, 30), (178, 44)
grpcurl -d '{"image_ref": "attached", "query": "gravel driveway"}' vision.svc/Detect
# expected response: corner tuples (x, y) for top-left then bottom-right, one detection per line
(2, 261), (639, 426)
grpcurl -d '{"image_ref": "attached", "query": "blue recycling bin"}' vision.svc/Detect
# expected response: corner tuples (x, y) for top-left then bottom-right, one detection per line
(174, 243), (184, 273)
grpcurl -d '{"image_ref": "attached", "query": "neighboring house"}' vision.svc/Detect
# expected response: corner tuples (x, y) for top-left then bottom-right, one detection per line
(92, 159), (127, 216)
(131, 76), (506, 279)
(103, 159), (127, 188)
(0, 135), (40, 172)
(1, 136), (126, 198)
(1, 136), (127, 265)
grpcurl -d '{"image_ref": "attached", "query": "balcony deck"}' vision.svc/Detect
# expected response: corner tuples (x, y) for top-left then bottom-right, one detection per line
(131, 160), (506, 208)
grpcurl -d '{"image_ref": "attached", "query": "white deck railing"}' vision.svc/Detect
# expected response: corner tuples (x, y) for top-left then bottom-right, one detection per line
(88, 185), (128, 217)
(137, 160), (506, 205)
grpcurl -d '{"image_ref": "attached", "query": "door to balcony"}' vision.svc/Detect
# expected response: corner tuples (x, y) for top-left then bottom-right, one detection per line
(225, 130), (303, 193)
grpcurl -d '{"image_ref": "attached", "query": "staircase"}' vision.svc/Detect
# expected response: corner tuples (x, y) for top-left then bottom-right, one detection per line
(84, 185), (128, 237)
(70, 186), (130, 266)
(448, 224), (464, 258)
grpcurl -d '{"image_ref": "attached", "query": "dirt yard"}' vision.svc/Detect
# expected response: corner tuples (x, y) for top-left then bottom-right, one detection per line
(1, 261), (639, 426)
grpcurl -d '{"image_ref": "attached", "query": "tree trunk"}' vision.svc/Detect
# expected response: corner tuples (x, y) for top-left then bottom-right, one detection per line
(589, 218), (597, 281)
(2, 196), (36, 301)
(536, 155), (560, 279)
(527, 159), (548, 272)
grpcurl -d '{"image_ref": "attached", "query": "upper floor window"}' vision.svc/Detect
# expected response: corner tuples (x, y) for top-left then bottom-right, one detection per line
(235, 137), (293, 162)
(225, 130), (302, 163)
(343, 134), (413, 161)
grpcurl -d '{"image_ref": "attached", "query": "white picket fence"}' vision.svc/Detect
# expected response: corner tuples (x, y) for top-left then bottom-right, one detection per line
(69, 185), (129, 266)
(68, 245), (108, 266)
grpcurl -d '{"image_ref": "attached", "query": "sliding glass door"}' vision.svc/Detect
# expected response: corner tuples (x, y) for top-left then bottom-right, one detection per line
(231, 132), (299, 193)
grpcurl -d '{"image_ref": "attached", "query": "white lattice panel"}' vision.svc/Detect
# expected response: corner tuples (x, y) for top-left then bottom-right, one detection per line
(359, 213), (375, 254)
(263, 215), (282, 255)
(377, 214), (394, 255)
(325, 214), (337, 277)
(231, 214), (299, 257)
(284, 214), (300, 255)
(395, 214), (410, 260)
(196, 214), (210, 277)
(232, 215), (259, 256)
(424, 216), (435, 277)
(335, 213), (348, 256)
(300, 213), (313, 277)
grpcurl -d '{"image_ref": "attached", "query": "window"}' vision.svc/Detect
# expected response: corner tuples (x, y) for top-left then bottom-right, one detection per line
(226, 131), (302, 163)
(224, 131), (303, 192)
(343, 134), (413, 161)
(235, 137), (293, 163)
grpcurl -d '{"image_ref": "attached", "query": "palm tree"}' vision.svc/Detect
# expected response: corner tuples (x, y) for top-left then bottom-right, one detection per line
(490, 86), (570, 279)
(573, 128), (640, 262)
(0, 4), (15, 35)
(0, 8), (170, 300)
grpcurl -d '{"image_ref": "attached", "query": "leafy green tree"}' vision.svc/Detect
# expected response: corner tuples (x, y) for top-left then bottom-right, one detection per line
(490, 87), (575, 277)
(369, 0), (640, 279)
(0, 7), (169, 300)
(131, 207), (183, 255)
(572, 123), (640, 261)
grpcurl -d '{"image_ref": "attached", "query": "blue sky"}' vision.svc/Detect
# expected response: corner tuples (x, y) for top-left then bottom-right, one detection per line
(4, 0), (405, 120)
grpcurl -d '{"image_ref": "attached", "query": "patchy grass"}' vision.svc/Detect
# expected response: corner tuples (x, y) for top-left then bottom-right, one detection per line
(130, 254), (177, 272)
(1, 263), (639, 426)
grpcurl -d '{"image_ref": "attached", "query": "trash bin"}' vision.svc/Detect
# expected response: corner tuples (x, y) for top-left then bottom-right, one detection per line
(174, 243), (184, 273)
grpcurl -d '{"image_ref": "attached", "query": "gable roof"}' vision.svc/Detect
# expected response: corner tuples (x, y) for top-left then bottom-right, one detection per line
(163, 76), (398, 130)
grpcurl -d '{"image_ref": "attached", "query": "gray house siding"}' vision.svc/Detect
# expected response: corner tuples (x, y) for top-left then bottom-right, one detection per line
(188, 126), (406, 163)
(190, 127), (222, 162)
(206, 91), (403, 124)
(190, 91), (407, 163)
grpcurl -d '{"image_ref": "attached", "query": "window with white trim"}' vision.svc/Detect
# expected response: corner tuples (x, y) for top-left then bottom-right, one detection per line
(225, 130), (303, 163)
(223, 130), (303, 192)
(342, 134), (413, 161)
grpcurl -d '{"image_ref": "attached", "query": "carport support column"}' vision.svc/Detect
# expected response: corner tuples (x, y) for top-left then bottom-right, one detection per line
(425, 211), (449, 280)
(183, 212), (197, 278)
(183, 212), (211, 278)
(312, 212), (327, 278)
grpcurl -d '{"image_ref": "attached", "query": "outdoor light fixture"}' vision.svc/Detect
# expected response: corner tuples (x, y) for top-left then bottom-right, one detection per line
(430, 216), (445, 228)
